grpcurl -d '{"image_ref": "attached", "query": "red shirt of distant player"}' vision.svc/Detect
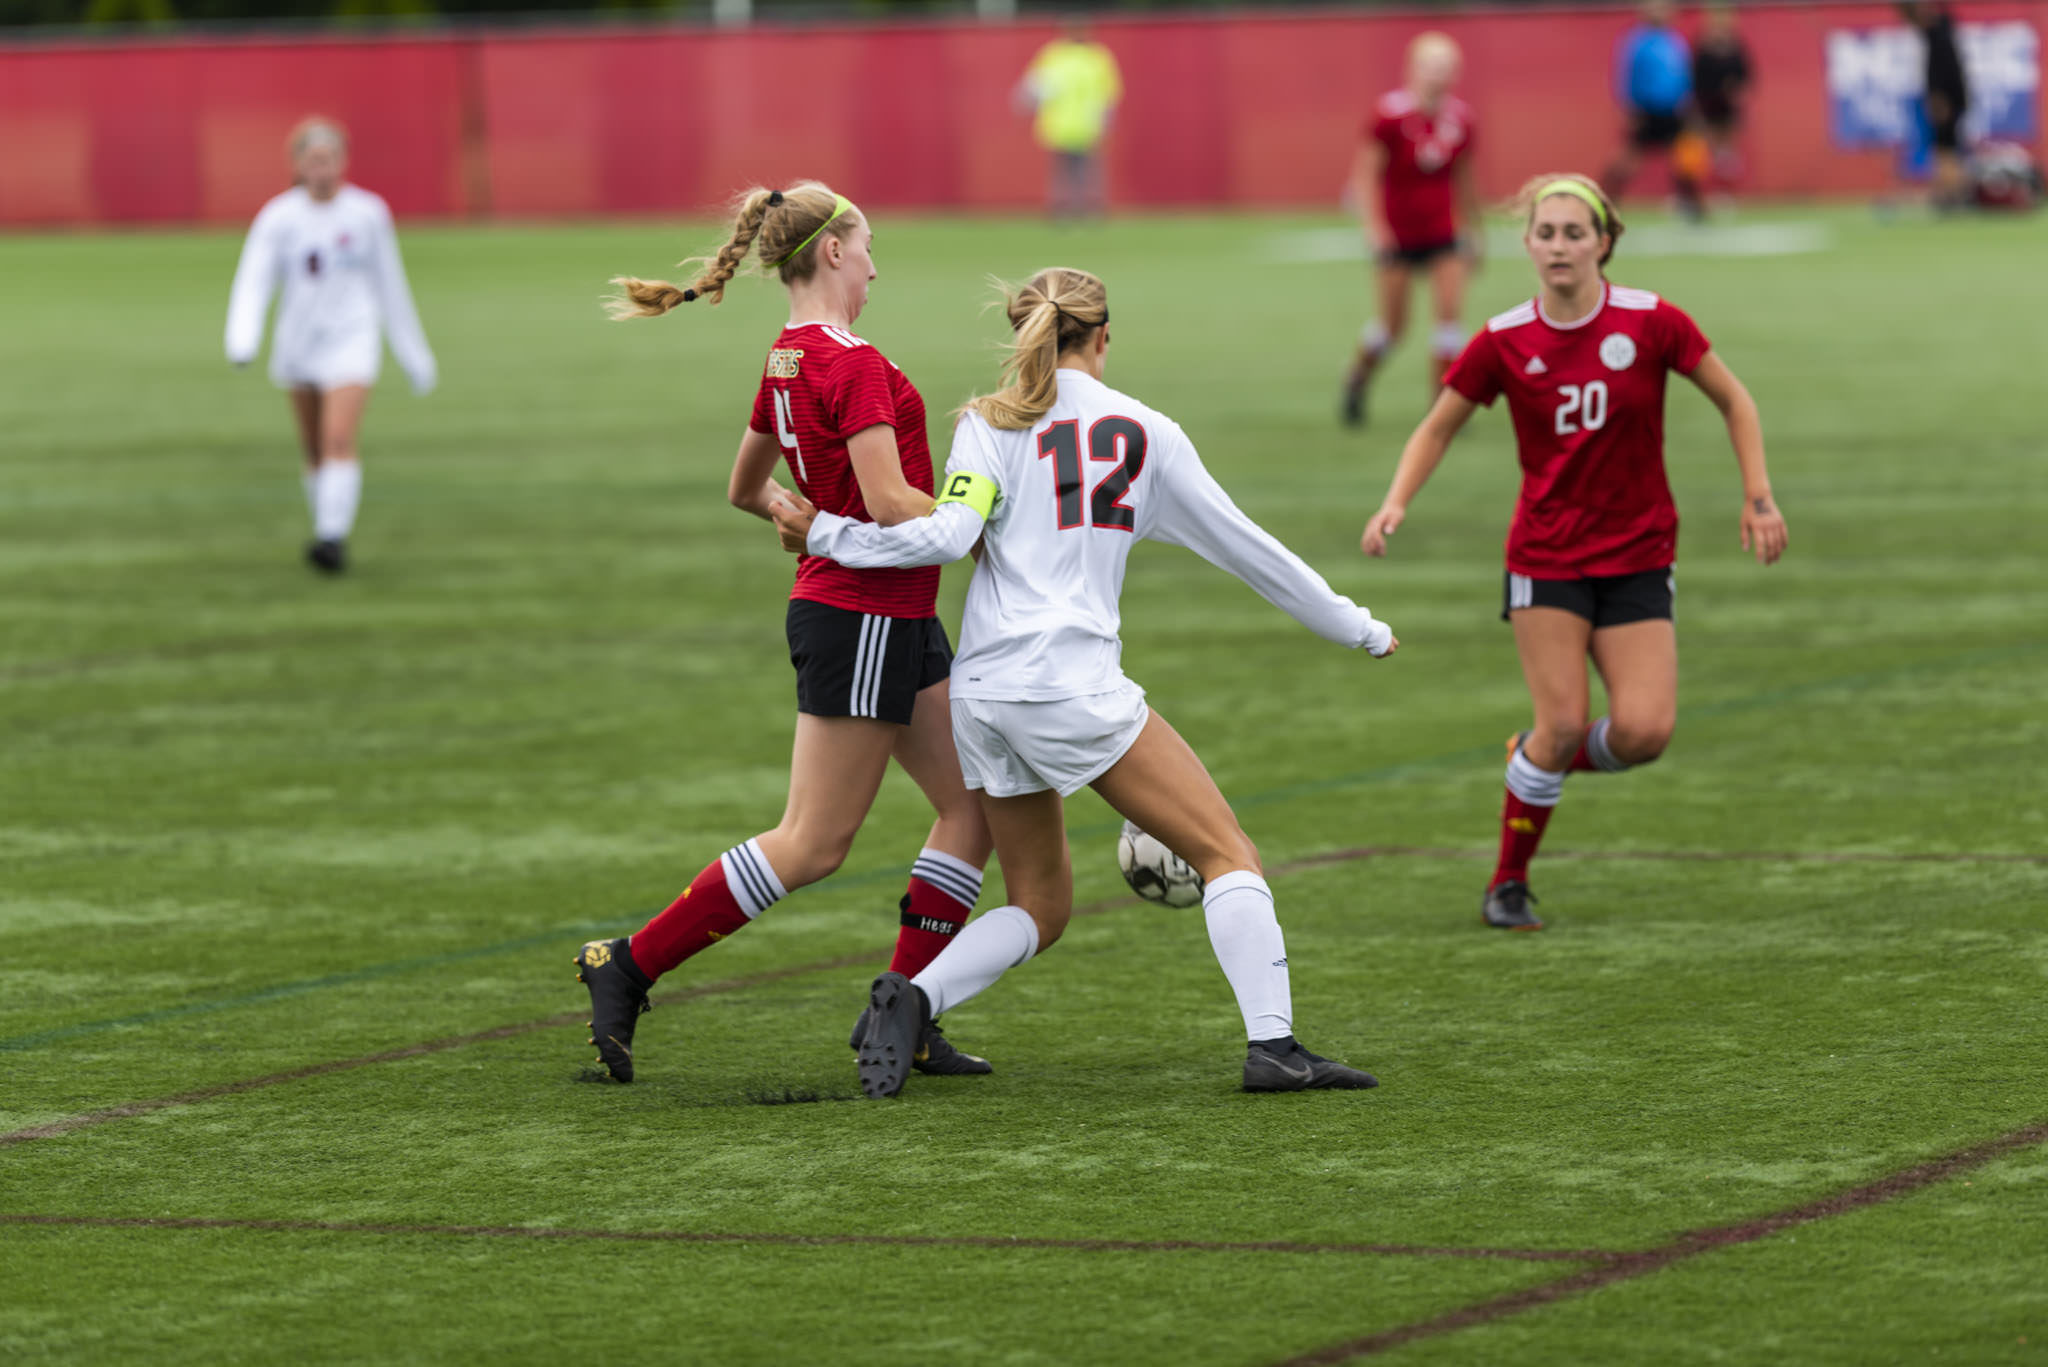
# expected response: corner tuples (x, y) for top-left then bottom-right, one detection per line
(1444, 284), (1712, 579)
(1367, 90), (1475, 250)
(749, 322), (940, 618)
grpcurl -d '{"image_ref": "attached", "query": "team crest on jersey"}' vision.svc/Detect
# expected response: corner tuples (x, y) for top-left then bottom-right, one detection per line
(1599, 333), (1638, 371)
(766, 347), (804, 378)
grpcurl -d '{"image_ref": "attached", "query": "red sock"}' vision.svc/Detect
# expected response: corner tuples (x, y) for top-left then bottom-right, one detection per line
(1567, 743), (1599, 773)
(889, 877), (972, 977)
(629, 858), (752, 982)
(1491, 789), (1556, 889)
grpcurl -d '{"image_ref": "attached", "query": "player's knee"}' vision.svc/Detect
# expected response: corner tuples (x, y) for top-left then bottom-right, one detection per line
(773, 825), (857, 887)
(1609, 715), (1674, 764)
(1530, 718), (1589, 769)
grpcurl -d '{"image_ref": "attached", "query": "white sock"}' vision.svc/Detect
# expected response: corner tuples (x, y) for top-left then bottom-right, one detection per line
(910, 904), (1039, 1017)
(1585, 717), (1632, 773)
(313, 460), (362, 542)
(301, 469), (318, 523)
(1505, 746), (1566, 807)
(1203, 870), (1293, 1043)
(1359, 320), (1390, 356)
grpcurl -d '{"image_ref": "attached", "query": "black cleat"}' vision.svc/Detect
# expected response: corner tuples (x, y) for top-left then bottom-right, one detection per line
(305, 538), (347, 574)
(856, 972), (930, 1099)
(848, 1007), (992, 1076)
(1340, 370), (1368, 428)
(1482, 879), (1544, 931)
(575, 938), (650, 1082)
(1243, 1037), (1379, 1092)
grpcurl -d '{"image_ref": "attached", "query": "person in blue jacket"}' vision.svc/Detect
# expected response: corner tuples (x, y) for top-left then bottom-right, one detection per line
(1604, 0), (1704, 220)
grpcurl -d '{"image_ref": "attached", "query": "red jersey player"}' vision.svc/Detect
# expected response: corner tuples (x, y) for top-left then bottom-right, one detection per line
(576, 182), (995, 1082)
(1342, 32), (1483, 428)
(1361, 173), (1788, 930)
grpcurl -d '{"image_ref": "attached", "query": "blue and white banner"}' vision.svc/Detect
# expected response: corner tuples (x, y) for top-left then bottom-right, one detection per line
(1827, 21), (2039, 147)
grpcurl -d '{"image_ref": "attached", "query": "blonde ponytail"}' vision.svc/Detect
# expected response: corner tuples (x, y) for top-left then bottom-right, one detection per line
(965, 268), (1109, 430)
(606, 181), (859, 320)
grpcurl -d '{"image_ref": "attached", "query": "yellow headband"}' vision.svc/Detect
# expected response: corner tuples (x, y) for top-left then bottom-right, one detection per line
(1536, 179), (1609, 231)
(774, 194), (854, 267)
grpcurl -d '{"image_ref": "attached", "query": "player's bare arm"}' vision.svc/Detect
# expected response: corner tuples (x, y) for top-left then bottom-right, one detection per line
(1362, 387), (1477, 556)
(1687, 350), (1788, 565)
(847, 423), (939, 525)
(1353, 140), (1391, 250)
(727, 427), (795, 522)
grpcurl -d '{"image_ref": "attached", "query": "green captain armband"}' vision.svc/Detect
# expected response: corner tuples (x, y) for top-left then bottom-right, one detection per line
(933, 470), (998, 521)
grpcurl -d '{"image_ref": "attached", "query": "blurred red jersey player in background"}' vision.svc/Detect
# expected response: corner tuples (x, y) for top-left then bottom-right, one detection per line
(1341, 32), (1482, 430)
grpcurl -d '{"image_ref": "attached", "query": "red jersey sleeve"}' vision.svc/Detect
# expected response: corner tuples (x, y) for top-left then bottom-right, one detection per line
(1657, 300), (1712, 375)
(749, 378), (775, 436)
(823, 345), (899, 439)
(1443, 328), (1505, 406)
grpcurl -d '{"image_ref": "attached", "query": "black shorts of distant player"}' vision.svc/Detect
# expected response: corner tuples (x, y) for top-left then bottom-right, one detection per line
(1629, 109), (1686, 150)
(787, 599), (954, 726)
(1929, 106), (1964, 152)
(1376, 236), (1462, 268)
(1500, 567), (1675, 626)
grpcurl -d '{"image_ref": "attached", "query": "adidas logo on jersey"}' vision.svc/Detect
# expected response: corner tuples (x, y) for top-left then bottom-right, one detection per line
(1524, 356), (1548, 375)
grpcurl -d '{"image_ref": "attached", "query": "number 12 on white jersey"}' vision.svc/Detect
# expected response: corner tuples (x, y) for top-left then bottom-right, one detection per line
(772, 388), (806, 482)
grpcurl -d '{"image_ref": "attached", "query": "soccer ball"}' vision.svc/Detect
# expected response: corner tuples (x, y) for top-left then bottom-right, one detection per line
(1116, 820), (1204, 907)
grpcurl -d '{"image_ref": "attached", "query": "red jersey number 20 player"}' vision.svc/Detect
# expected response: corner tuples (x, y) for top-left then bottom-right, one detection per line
(575, 182), (996, 1081)
(1361, 174), (1789, 930)
(1342, 32), (1481, 429)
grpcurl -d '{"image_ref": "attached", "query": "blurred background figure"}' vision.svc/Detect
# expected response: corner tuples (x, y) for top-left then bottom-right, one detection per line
(1340, 31), (1480, 430)
(1901, 1), (1972, 208)
(1691, 4), (1753, 198)
(224, 117), (436, 575)
(1014, 19), (1123, 221)
(1605, 0), (1703, 220)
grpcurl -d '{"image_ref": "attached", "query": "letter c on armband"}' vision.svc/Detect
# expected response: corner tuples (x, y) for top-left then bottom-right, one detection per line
(933, 471), (999, 521)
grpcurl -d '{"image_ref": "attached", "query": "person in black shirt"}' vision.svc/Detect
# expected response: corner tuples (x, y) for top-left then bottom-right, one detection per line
(1692, 5), (1753, 190)
(1902, 1), (1971, 206)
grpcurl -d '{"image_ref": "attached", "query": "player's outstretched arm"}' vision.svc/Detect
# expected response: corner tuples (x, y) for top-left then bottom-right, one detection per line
(1687, 350), (1787, 565)
(1149, 437), (1395, 656)
(1361, 387), (1477, 556)
(779, 469), (995, 570)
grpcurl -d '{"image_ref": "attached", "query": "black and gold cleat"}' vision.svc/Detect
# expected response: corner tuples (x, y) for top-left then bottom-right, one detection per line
(1482, 879), (1544, 931)
(848, 1007), (992, 1076)
(305, 538), (347, 575)
(575, 937), (651, 1082)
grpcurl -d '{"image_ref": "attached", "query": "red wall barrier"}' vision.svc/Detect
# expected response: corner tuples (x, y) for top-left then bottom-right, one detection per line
(0, 4), (2040, 226)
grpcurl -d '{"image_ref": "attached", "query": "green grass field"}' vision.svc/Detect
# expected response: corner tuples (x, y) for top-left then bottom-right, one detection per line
(2, 205), (2044, 1365)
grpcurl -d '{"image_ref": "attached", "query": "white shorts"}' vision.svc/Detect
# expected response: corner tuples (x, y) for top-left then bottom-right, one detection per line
(950, 681), (1150, 799)
(270, 329), (381, 391)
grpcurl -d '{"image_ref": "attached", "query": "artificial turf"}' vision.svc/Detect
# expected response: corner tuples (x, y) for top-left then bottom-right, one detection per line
(1, 205), (2043, 1364)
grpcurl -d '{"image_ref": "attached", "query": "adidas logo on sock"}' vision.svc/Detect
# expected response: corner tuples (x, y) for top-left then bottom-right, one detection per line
(1525, 355), (1548, 375)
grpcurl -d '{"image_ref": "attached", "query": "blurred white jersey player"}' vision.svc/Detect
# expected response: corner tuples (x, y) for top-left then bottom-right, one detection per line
(225, 117), (436, 573)
(770, 268), (1399, 1100)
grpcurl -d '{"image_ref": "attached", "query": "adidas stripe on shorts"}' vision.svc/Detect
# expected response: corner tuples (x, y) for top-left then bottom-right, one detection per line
(786, 599), (954, 726)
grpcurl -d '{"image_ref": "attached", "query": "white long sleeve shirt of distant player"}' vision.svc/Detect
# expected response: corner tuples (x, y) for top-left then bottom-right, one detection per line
(805, 368), (1392, 703)
(224, 185), (437, 394)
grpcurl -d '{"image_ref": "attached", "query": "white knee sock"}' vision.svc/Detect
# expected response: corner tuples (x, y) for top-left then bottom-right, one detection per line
(313, 461), (362, 542)
(1204, 870), (1293, 1043)
(910, 904), (1039, 1017)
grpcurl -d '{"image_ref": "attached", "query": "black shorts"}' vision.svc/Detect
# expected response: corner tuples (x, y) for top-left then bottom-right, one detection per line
(1378, 237), (1459, 268)
(1501, 567), (1675, 627)
(1931, 107), (1964, 152)
(1629, 110), (1686, 149)
(787, 599), (952, 726)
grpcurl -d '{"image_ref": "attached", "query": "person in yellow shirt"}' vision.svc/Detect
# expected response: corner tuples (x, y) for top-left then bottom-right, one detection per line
(1015, 21), (1123, 220)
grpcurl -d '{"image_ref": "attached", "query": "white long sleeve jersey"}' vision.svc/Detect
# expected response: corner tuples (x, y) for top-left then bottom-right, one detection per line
(224, 185), (436, 393)
(806, 368), (1393, 703)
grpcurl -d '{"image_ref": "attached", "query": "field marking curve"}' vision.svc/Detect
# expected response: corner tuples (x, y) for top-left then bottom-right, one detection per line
(0, 1212), (1615, 1264)
(7, 638), (2035, 1056)
(1268, 1115), (2048, 1365)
